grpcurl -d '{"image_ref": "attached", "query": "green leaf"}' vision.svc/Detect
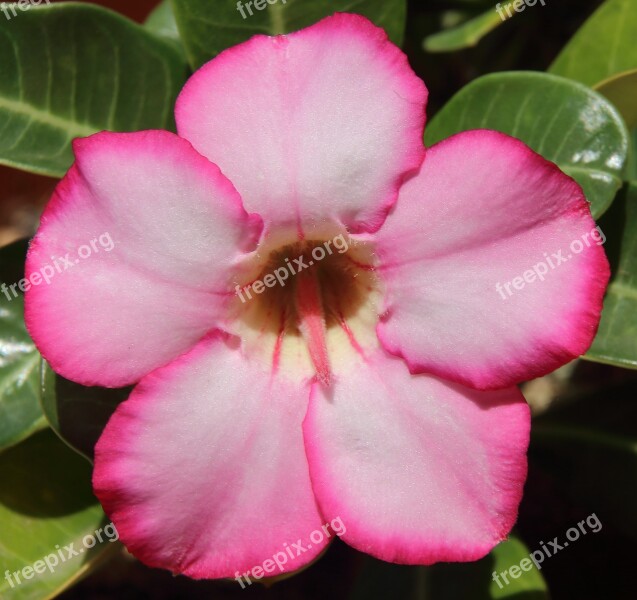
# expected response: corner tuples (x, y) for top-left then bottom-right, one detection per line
(0, 240), (47, 453)
(40, 362), (129, 463)
(144, 0), (185, 56)
(594, 70), (637, 185)
(487, 537), (547, 598)
(424, 1), (515, 53)
(586, 182), (637, 368)
(628, 129), (637, 181)
(0, 430), (119, 600)
(549, 0), (637, 87)
(171, 0), (407, 69)
(594, 69), (637, 129)
(425, 71), (630, 217)
(0, 2), (189, 177)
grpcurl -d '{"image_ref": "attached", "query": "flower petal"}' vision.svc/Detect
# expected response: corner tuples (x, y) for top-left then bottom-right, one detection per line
(25, 130), (261, 387)
(303, 349), (529, 564)
(373, 130), (609, 390)
(93, 331), (326, 579)
(175, 13), (426, 236)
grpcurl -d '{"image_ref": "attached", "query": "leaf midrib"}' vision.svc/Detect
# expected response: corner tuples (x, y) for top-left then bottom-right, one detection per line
(0, 93), (100, 138)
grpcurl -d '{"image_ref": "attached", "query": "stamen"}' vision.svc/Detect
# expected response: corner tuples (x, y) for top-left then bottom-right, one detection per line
(294, 266), (332, 386)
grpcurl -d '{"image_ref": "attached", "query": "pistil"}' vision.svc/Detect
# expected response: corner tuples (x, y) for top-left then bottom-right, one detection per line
(294, 265), (332, 386)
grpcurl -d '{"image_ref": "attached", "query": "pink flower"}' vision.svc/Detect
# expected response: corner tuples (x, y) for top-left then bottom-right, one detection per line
(25, 14), (608, 578)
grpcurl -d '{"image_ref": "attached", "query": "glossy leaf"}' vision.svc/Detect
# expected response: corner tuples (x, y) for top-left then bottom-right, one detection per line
(0, 240), (46, 453)
(171, 0), (407, 69)
(0, 430), (119, 600)
(586, 183), (637, 368)
(549, 0), (637, 87)
(0, 2), (188, 177)
(425, 71), (630, 217)
(40, 362), (130, 463)
(424, 1), (515, 53)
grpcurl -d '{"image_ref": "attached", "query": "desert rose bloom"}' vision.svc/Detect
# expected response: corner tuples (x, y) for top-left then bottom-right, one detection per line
(25, 13), (608, 579)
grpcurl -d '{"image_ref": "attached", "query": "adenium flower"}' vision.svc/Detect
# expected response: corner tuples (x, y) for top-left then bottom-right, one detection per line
(25, 13), (608, 579)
